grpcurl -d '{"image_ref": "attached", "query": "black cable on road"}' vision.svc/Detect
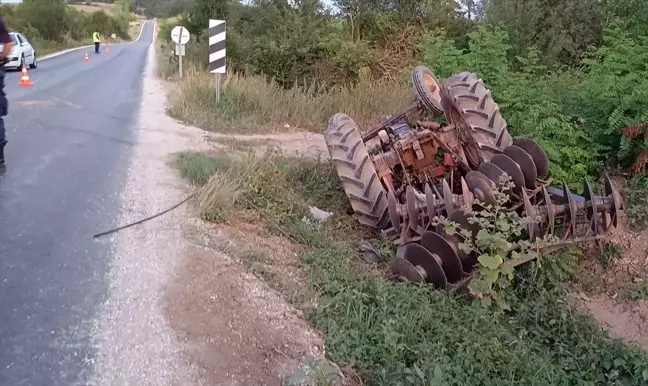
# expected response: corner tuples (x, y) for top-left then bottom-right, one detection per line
(92, 193), (196, 239)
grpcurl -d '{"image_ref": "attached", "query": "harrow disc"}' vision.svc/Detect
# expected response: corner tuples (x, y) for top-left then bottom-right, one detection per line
(504, 145), (538, 189)
(465, 171), (497, 206)
(513, 138), (550, 177)
(392, 243), (448, 288)
(478, 162), (507, 188)
(491, 154), (525, 193)
(421, 231), (464, 283)
(584, 180), (601, 234)
(442, 179), (455, 214)
(424, 183), (439, 221)
(437, 226), (478, 272)
(541, 186), (556, 235)
(604, 175), (624, 228)
(562, 182), (579, 236)
(448, 210), (481, 242)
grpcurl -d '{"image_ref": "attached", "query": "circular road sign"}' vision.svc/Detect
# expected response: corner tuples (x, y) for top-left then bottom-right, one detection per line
(171, 26), (190, 45)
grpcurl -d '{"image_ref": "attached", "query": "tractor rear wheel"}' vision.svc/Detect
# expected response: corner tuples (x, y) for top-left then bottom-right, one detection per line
(441, 72), (513, 165)
(324, 113), (389, 230)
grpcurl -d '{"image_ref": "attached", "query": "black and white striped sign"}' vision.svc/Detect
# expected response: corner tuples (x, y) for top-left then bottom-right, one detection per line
(209, 19), (226, 74)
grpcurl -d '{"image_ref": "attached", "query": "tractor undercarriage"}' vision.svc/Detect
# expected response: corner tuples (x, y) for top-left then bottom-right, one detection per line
(324, 66), (624, 291)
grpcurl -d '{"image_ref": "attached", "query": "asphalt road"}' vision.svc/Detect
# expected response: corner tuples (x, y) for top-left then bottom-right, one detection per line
(0, 21), (153, 385)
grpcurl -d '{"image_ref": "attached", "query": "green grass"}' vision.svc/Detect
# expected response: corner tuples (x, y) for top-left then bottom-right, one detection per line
(176, 151), (648, 385)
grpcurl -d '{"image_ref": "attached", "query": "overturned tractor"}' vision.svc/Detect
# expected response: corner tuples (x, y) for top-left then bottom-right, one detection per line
(324, 66), (624, 291)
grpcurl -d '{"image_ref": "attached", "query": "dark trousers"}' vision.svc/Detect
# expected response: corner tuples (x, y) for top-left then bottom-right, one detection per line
(94, 42), (100, 53)
(0, 68), (7, 151)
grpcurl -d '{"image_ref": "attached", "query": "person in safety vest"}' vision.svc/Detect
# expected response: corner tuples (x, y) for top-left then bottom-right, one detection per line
(0, 16), (13, 172)
(93, 31), (101, 54)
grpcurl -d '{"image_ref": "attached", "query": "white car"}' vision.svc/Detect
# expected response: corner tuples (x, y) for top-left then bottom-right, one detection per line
(4, 32), (37, 70)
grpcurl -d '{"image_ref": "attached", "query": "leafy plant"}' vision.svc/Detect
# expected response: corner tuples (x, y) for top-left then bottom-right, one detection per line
(433, 177), (546, 309)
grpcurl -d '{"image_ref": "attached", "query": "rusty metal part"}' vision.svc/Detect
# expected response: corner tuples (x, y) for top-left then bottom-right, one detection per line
(478, 162), (506, 188)
(513, 138), (549, 177)
(605, 174), (624, 228)
(465, 171), (496, 206)
(387, 190), (401, 235)
(392, 243), (448, 288)
(491, 154), (525, 193)
(406, 186), (419, 232)
(421, 231), (464, 282)
(503, 145), (538, 189)
(424, 183), (438, 220)
(542, 186), (556, 235)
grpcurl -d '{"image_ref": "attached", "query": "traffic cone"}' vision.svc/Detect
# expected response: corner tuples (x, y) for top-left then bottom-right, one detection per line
(105, 42), (109, 53)
(84, 53), (90, 63)
(18, 65), (33, 87)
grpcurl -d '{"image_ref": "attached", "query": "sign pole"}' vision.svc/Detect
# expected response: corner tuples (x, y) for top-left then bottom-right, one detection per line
(179, 45), (183, 78)
(171, 26), (190, 79)
(215, 74), (221, 102)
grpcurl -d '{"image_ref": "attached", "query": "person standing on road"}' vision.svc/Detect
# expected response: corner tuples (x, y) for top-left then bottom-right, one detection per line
(93, 31), (101, 54)
(0, 15), (14, 172)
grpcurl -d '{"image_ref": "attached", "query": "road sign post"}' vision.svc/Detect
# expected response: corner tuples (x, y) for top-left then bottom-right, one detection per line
(209, 20), (226, 103)
(171, 26), (190, 78)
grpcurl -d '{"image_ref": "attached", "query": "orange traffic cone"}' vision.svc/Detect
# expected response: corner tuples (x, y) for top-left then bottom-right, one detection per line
(18, 65), (33, 87)
(84, 52), (90, 63)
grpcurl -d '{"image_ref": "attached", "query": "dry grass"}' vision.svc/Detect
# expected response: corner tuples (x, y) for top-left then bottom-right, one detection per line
(196, 171), (242, 222)
(165, 63), (413, 134)
(71, 2), (117, 15)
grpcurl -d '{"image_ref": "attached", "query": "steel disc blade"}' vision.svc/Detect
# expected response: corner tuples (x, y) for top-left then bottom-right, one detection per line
(442, 179), (454, 215)
(521, 189), (540, 241)
(399, 243), (447, 288)
(478, 162), (506, 188)
(584, 180), (601, 234)
(437, 229), (476, 273)
(425, 183), (438, 221)
(513, 138), (550, 177)
(460, 177), (474, 209)
(448, 209), (480, 242)
(391, 255), (425, 283)
(504, 145), (538, 189)
(604, 175), (624, 227)
(465, 171), (497, 206)
(563, 182), (578, 235)
(542, 186), (556, 235)
(491, 154), (525, 193)
(387, 190), (401, 234)
(421, 231), (464, 283)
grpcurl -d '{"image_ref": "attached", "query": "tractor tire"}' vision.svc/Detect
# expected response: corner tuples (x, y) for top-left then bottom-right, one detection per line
(441, 72), (513, 163)
(412, 66), (444, 115)
(324, 113), (389, 230)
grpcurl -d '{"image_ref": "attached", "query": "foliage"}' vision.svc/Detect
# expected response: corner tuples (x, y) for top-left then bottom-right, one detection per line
(433, 178), (542, 309)
(626, 174), (648, 230)
(0, 0), (130, 49)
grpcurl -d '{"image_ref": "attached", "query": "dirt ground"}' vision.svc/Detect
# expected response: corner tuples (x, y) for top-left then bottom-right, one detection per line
(90, 28), (333, 385)
(571, 205), (648, 351)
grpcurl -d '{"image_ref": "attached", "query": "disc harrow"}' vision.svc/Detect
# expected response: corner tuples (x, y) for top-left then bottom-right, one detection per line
(387, 138), (624, 291)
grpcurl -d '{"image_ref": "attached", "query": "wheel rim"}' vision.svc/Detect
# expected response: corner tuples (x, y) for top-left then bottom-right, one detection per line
(423, 74), (441, 103)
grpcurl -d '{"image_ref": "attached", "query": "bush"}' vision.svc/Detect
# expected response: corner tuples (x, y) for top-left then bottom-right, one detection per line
(2, 0), (130, 47)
